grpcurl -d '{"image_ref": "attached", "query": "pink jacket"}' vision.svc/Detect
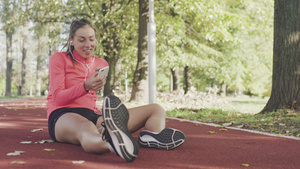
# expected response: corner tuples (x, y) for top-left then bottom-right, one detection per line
(46, 51), (109, 119)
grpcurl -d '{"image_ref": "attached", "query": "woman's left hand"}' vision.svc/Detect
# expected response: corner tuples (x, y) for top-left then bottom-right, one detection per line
(84, 72), (107, 92)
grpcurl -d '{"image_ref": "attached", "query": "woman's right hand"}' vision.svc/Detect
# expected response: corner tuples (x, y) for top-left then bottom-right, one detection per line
(84, 72), (106, 92)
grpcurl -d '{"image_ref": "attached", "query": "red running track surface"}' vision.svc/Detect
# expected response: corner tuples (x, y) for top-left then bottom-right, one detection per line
(0, 98), (300, 169)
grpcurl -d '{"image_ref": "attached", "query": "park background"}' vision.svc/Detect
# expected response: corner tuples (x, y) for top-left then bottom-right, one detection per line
(0, 0), (274, 99)
(1, 0), (300, 137)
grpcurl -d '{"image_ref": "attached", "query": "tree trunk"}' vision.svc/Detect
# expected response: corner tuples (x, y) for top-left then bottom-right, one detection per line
(114, 57), (122, 92)
(36, 38), (42, 96)
(20, 25), (28, 96)
(100, 1), (123, 97)
(5, 31), (13, 96)
(261, 0), (300, 113)
(171, 67), (180, 91)
(129, 0), (149, 102)
(101, 2), (112, 97)
(220, 82), (227, 97)
(183, 66), (191, 94)
(103, 57), (112, 96)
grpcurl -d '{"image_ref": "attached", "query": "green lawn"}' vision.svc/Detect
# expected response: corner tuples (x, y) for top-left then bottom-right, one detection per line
(166, 96), (300, 138)
(220, 96), (269, 114)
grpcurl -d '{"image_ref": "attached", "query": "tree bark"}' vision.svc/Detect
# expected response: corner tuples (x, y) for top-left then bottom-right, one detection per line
(114, 57), (123, 92)
(36, 38), (42, 96)
(20, 25), (28, 96)
(129, 0), (149, 102)
(183, 66), (191, 94)
(261, 0), (300, 113)
(171, 67), (180, 91)
(5, 31), (13, 96)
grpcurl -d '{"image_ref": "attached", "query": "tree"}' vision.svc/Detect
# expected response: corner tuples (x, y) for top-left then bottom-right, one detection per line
(183, 66), (191, 94)
(129, 0), (149, 102)
(261, 0), (300, 113)
(170, 67), (180, 91)
(18, 0), (30, 96)
(2, 0), (17, 96)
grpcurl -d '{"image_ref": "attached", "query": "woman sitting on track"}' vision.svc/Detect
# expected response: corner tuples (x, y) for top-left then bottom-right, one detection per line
(46, 18), (186, 162)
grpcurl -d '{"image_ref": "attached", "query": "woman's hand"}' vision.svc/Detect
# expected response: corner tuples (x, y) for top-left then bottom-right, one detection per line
(84, 72), (107, 92)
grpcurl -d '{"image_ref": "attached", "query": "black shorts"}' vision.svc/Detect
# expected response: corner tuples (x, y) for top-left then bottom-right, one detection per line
(48, 108), (102, 142)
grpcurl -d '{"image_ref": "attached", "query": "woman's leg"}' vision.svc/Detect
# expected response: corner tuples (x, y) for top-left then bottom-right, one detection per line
(127, 103), (166, 133)
(55, 113), (109, 154)
(128, 103), (186, 150)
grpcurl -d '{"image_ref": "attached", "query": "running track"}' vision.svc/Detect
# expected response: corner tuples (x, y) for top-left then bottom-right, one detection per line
(0, 98), (299, 169)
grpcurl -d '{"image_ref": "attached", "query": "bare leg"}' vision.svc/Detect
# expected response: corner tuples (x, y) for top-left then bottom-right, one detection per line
(54, 102), (166, 153)
(127, 103), (166, 133)
(55, 113), (108, 153)
(128, 103), (186, 150)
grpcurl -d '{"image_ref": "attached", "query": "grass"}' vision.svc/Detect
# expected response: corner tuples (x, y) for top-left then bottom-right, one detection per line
(166, 96), (300, 138)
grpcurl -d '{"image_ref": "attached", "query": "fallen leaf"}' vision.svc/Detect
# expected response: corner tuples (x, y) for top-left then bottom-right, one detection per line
(252, 125), (259, 128)
(44, 149), (55, 151)
(219, 128), (228, 131)
(208, 131), (215, 134)
(241, 164), (250, 167)
(72, 160), (85, 164)
(20, 141), (32, 144)
(36, 140), (54, 144)
(31, 128), (43, 132)
(7, 151), (25, 156)
(236, 125), (244, 128)
(222, 122), (232, 127)
(10, 161), (26, 165)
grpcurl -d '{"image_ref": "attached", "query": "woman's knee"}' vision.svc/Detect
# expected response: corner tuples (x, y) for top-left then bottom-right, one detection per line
(76, 121), (109, 154)
(151, 103), (166, 118)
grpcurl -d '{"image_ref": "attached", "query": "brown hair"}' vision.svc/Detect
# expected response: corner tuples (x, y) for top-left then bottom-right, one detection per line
(63, 18), (96, 56)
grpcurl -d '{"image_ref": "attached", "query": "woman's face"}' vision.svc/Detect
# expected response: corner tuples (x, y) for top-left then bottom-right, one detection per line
(71, 25), (96, 59)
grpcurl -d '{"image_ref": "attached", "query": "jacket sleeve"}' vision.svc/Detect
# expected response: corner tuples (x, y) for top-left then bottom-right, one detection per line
(48, 53), (88, 106)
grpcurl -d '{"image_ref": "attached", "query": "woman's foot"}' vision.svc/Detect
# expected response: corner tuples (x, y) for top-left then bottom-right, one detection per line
(102, 95), (139, 162)
(138, 128), (186, 150)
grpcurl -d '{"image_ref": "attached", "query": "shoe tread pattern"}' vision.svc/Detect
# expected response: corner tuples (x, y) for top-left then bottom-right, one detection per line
(103, 95), (139, 162)
(139, 128), (186, 150)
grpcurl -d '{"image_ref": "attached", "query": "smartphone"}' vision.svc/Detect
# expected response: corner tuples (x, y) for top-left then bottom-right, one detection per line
(97, 66), (109, 78)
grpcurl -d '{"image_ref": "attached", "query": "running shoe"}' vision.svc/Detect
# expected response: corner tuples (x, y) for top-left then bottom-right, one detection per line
(138, 128), (186, 150)
(102, 95), (139, 162)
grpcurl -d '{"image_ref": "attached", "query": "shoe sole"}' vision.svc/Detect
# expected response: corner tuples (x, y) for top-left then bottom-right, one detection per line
(103, 95), (139, 162)
(139, 128), (186, 150)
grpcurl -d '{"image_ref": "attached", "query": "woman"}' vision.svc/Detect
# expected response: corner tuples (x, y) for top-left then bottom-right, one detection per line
(47, 18), (185, 163)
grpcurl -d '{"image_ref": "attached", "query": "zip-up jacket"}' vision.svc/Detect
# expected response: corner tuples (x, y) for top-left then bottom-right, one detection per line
(46, 50), (109, 119)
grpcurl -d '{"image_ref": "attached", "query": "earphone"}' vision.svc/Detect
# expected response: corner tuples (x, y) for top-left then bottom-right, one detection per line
(68, 40), (99, 113)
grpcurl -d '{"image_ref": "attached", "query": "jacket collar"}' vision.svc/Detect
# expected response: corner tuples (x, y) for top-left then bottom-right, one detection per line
(72, 50), (93, 63)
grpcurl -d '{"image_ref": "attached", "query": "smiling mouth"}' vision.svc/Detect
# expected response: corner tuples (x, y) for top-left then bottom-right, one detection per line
(83, 49), (92, 54)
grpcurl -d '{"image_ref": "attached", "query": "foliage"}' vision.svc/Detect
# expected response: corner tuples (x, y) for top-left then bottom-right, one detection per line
(154, 0), (273, 96)
(0, 0), (274, 97)
(167, 108), (300, 137)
